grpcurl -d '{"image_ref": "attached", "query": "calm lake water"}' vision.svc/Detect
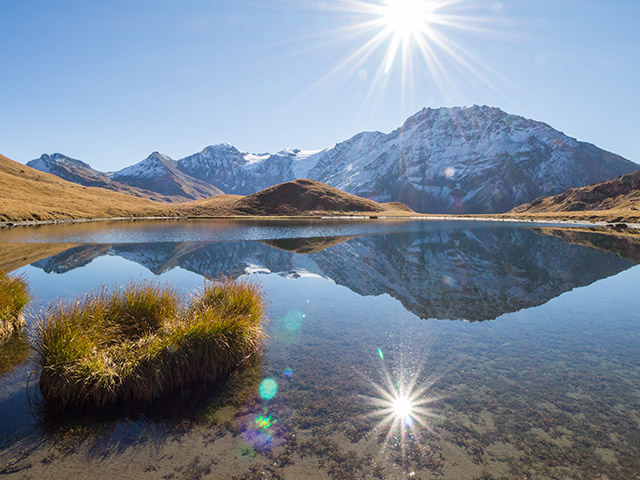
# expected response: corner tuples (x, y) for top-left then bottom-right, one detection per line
(0, 219), (639, 479)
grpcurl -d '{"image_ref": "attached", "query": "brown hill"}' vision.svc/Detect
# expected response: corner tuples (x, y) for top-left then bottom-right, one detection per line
(0, 154), (161, 222)
(173, 179), (415, 217)
(509, 169), (640, 223)
(231, 178), (386, 215)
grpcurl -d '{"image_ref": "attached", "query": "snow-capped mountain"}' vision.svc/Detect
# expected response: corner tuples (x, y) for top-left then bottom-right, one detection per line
(313, 106), (638, 213)
(177, 144), (323, 195)
(110, 151), (222, 200)
(173, 106), (637, 212)
(27, 106), (638, 213)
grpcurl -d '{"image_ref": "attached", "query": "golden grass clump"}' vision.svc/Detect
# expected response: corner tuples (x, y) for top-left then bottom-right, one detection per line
(34, 279), (265, 410)
(0, 270), (29, 344)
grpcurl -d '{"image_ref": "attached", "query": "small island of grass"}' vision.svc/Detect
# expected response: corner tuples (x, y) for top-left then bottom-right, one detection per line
(0, 270), (29, 345)
(35, 279), (265, 410)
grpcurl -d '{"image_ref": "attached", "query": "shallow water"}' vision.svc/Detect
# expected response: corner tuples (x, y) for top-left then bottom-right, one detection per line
(0, 220), (639, 479)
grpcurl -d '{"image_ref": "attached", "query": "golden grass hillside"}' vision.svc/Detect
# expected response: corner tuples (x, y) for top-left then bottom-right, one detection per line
(508, 169), (640, 223)
(0, 154), (164, 222)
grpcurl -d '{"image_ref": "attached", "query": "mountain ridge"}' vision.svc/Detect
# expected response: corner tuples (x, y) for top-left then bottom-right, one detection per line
(27, 152), (223, 203)
(24, 105), (638, 214)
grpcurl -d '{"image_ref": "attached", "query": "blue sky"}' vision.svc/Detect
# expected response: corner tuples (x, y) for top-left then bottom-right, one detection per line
(1, 0), (638, 171)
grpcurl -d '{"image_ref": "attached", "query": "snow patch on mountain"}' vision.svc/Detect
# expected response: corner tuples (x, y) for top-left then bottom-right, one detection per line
(111, 152), (175, 179)
(27, 153), (93, 173)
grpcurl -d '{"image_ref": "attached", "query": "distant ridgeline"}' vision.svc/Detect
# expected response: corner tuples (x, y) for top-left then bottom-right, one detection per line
(27, 106), (638, 214)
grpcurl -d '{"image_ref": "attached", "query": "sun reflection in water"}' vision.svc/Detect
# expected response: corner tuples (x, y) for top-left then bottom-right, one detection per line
(363, 349), (441, 470)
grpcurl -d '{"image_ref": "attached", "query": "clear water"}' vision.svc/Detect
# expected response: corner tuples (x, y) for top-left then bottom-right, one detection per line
(0, 219), (639, 479)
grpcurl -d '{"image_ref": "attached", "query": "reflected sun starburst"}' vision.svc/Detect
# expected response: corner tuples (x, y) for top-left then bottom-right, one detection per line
(361, 357), (441, 469)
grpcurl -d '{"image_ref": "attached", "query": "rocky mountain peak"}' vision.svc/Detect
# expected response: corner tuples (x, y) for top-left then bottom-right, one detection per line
(27, 153), (93, 173)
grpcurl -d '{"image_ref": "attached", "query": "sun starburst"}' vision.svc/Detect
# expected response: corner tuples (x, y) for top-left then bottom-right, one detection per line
(361, 355), (441, 471)
(277, 0), (507, 115)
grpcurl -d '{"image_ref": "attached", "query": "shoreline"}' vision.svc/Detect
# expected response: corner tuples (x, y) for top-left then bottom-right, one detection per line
(1, 214), (639, 231)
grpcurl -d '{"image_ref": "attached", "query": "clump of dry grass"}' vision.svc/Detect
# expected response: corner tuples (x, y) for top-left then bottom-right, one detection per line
(0, 270), (29, 344)
(34, 279), (265, 410)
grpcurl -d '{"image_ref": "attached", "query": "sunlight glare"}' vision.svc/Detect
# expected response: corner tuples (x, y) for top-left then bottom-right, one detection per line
(361, 362), (441, 470)
(383, 0), (432, 39)
(393, 394), (413, 421)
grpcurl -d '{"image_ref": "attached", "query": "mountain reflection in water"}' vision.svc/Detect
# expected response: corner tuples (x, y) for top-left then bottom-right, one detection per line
(25, 226), (636, 321)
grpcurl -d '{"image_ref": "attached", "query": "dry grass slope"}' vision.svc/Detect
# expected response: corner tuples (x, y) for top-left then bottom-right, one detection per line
(509, 169), (640, 223)
(0, 154), (167, 222)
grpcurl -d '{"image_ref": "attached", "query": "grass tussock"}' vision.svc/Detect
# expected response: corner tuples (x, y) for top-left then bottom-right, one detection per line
(0, 270), (29, 343)
(34, 279), (265, 410)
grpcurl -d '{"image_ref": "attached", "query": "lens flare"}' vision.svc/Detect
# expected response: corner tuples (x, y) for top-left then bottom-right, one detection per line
(255, 414), (273, 431)
(284, 310), (303, 331)
(259, 378), (278, 400)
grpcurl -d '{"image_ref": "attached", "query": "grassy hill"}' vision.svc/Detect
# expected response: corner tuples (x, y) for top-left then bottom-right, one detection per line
(0, 154), (163, 222)
(171, 179), (416, 217)
(0, 155), (415, 222)
(508, 169), (640, 223)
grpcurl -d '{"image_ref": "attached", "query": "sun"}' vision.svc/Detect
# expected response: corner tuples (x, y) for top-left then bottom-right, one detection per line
(281, 0), (502, 116)
(382, 0), (433, 40)
(378, 0), (436, 72)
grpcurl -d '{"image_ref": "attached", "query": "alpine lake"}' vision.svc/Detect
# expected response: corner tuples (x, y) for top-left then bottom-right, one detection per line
(0, 219), (639, 480)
